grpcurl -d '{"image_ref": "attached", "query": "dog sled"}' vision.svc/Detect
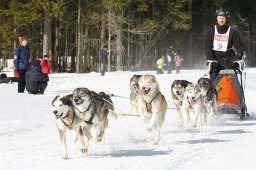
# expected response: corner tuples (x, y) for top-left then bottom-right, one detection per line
(208, 60), (248, 120)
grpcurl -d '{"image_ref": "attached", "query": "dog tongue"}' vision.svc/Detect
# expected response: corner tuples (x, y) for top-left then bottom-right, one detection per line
(139, 89), (145, 94)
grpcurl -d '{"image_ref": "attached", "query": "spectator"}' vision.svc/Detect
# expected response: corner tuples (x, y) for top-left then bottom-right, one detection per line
(166, 46), (175, 74)
(14, 35), (30, 93)
(100, 45), (109, 76)
(174, 52), (183, 74)
(25, 65), (49, 94)
(33, 56), (43, 69)
(0, 73), (10, 83)
(40, 55), (52, 74)
(156, 56), (166, 74)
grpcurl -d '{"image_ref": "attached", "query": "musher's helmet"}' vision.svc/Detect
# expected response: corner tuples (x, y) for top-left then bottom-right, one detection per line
(215, 7), (229, 18)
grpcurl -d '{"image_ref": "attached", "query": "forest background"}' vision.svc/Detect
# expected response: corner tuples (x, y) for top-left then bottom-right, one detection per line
(0, 0), (255, 73)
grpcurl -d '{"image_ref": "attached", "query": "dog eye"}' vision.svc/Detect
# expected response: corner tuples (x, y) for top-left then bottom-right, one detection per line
(60, 104), (63, 106)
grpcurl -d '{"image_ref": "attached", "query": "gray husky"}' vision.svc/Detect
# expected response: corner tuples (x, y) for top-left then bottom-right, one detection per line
(129, 74), (142, 114)
(72, 88), (115, 144)
(197, 77), (218, 121)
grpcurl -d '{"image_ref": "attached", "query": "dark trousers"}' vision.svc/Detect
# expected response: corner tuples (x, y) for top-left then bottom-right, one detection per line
(209, 61), (239, 82)
(156, 68), (164, 74)
(167, 62), (172, 74)
(101, 63), (107, 76)
(30, 82), (48, 94)
(18, 69), (27, 93)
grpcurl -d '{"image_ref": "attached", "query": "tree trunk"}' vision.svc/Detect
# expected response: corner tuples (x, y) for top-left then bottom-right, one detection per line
(76, 0), (82, 73)
(43, 8), (51, 56)
(53, 18), (59, 72)
(116, 29), (122, 70)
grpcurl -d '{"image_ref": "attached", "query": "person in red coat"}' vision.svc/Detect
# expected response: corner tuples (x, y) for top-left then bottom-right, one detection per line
(40, 55), (52, 74)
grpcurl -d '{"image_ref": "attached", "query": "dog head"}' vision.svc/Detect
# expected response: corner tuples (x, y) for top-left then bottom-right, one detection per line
(185, 83), (201, 103)
(130, 74), (142, 95)
(72, 87), (93, 112)
(52, 95), (73, 119)
(197, 78), (212, 96)
(138, 74), (159, 95)
(171, 80), (192, 100)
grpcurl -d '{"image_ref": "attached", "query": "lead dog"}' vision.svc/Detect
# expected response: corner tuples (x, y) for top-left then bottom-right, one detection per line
(181, 83), (204, 132)
(52, 95), (91, 159)
(137, 74), (167, 145)
(171, 80), (192, 126)
(197, 77), (218, 121)
(72, 88), (115, 144)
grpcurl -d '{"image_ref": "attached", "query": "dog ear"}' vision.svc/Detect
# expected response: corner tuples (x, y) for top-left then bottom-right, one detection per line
(61, 95), (72, 106)
(52, 95), (60, 106)
(67, 94), (73, 101)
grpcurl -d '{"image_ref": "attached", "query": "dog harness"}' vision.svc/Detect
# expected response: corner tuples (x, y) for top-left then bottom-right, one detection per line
(144, 92), (161, 113)
(60, 110), (75, 130)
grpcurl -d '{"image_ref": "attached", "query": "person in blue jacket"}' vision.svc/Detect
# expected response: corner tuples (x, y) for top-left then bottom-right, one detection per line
(25, 65), (49, 95)
(14, 35), (30, 93)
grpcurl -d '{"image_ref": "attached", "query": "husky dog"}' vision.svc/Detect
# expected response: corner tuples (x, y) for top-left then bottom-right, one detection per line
(52, 95), (91, 159)
(197, 77), (218, 121)
(72, 88), (115, 144)
(129, 74), (142, 114)
(137, 74), (167, 145)
(171, 80), (192, 126)
(181, 83), (204, 132)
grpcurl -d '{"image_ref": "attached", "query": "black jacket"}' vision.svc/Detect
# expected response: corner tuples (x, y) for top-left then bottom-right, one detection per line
(205, 25), (244, 64)
(25, 68), (49, 93)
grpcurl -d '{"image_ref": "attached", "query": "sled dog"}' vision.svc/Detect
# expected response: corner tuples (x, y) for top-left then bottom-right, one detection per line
(137, 74), (167, 145)
(181, 83), (204, 132)
(129, 74), (142, 114)
(52, 95), (91, 159)
(171, 80), (192, 126)
(72, 88), (115, 144)
(197, 77), (218, 121)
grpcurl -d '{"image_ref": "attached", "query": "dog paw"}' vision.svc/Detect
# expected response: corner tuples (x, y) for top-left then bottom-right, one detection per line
(97, 136), (103, 142)
(62, 154), (68, 160)
(147, 124), (153, 131)
(81, 148), (88, 153)
(153, 140), (159, 145)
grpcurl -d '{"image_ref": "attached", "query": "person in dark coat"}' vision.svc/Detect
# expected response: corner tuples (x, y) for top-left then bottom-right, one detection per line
(25, 66), (49, 94)
(0, 73), (10, 83)
(100, 45), (109, 76)
(14, 35), (30, 93)
(166, 46), (175, 74)
(33, 56), (43, 69)
(205, 7), (245, 81)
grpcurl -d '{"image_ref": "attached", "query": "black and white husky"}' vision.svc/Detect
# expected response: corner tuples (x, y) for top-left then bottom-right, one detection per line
(171, 80), (192, 126)
(52, 95), (91, 159)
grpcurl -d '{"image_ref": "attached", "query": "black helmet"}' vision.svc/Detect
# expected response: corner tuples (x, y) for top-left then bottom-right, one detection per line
(215, 7), (229, 17)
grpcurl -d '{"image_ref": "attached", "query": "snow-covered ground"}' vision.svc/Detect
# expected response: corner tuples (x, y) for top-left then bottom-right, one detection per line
(1, 68), (256, 170)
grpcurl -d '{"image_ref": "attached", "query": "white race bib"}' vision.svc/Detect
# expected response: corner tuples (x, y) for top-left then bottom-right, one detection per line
(213, 25), (230, 52)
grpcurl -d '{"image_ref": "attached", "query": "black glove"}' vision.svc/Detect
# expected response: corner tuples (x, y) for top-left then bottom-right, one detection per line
(206, 60), (218, 71)
(232, 59), (244, 71)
